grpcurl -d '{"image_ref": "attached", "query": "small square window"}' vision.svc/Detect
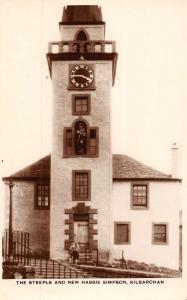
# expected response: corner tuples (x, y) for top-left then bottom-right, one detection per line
(72, 95), (90, 115)
(114, 222), (131, 244)
(152, 223), (168, 244)
(131, 183), (149, 209)
(35, 183), (50, 209)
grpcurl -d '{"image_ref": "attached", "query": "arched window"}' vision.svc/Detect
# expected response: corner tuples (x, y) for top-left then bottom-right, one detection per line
(74, 29), (90, 53)
(64, 120), (99, 157)
(75, 29), (89, 41)
(77, 30), (88, 41)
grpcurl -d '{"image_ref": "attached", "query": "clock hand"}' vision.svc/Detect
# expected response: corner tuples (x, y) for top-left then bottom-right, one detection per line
(71, 74), (92, 82)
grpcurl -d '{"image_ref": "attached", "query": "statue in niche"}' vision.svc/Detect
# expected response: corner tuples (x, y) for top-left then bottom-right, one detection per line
(75, 121), (87, 155)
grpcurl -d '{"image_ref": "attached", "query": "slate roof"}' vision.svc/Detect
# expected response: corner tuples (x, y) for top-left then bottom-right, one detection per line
(113, 154), (172, 180)
(3, 155), (51, 180)
(3, 154), (180, 182)
(61, 5), (104, 24)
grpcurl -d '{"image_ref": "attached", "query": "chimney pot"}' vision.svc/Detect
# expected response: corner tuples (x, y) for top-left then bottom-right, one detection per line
(171, 142), (181, 178)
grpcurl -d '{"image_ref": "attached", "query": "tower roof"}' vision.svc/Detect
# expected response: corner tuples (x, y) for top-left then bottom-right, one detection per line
(60, 5), (105, 25)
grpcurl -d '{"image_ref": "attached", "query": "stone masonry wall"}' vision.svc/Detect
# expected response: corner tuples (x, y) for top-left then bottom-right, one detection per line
(50, 60), (113, 261)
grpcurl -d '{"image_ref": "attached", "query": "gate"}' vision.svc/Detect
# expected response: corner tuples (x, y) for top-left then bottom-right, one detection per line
(2, 230), (31, 265)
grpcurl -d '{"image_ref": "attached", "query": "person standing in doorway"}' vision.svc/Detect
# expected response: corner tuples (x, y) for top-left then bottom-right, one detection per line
(69, 242), (80, 264)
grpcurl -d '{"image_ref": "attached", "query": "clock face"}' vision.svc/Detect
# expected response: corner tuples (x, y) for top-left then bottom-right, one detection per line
(70, 65), (94, 88)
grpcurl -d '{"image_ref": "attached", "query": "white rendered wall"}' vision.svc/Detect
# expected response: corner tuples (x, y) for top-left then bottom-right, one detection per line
(4, 182), (50, 256)
(59, 25), (105, 41)
(111, 181), (181, 270)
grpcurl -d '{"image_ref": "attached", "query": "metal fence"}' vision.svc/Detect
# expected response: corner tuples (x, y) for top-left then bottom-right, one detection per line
(2, 230), (88, 278)
(2, 230), (31, 265)
(30, 257), (88, 278)
(78, 248), (98, 265)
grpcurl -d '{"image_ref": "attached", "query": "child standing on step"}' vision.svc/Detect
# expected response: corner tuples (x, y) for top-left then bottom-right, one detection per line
(69, 242), (80, 264)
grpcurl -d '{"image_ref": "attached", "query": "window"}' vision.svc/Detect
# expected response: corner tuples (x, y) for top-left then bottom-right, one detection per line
(74, 30), (90, 53)
(114, 222), (131, 244)
(131, 183), (148, 209)
(76, 30), (88, 41)
(89, 128), (98, 156)
(65, 128), (73, 155)
(72, 170), (91, 201)
(35, 183), (50, 209)
(153, 223), (168, 244)
(64, 120), (99, 157)
(72, 95), (90, 115)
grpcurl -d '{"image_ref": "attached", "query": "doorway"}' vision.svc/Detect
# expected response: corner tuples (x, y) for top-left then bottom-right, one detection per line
(74, 221), (88, 249)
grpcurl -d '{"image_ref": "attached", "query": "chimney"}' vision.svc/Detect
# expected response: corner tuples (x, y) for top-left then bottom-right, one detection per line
(171, 142), (181, 178)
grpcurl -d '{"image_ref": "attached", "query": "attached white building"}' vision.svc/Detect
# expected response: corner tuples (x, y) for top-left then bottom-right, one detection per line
(111, 154), (181, 270)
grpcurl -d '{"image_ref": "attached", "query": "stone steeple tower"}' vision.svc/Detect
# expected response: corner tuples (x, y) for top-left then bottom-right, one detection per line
(47, 5), (117, 261)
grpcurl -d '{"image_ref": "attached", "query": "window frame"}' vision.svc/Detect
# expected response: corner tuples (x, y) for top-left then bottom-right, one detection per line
(34, 181), (50, 210)
(72, 94), (91, 116)
(131, 182), (149, 210)
(89, 127), (99, 157)
(152, 223), (169, 245)
(114, 222), (131, 245)
(72, 170), (91, 201)
(63, 127), (73, 157)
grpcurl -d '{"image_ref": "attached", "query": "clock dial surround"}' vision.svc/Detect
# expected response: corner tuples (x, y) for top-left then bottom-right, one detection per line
(70, 65), (94, 89)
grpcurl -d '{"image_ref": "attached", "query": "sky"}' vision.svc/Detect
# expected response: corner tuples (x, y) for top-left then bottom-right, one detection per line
(0, 1), (187, 236)
(0, 1), (186, 298)
(0, 0), (186, 177)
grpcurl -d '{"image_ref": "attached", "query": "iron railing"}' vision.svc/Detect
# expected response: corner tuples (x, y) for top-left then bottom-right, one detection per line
(79, 248), (98, 266)
(2, 230), (88, 278)
(30, 257), (88, 278)
(120, 250), (127, 269)
(2, 230), (31, 266)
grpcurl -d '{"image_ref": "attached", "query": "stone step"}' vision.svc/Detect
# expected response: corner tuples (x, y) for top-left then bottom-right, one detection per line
(32, 267), (85, 276)
(32, 265), (67, 269)
(78, 260), (94, 264)
(35, 274), (85, 279)
(78, 257), (93, 261)
(35, 272), (85, 278)
(34, 269), (73, 273)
